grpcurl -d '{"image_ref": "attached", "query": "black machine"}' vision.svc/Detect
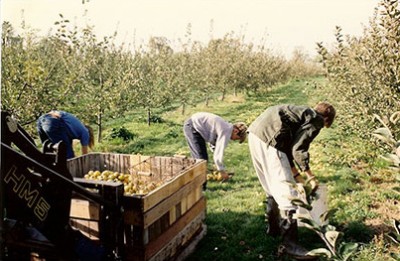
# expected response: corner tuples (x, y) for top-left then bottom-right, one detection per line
(0, 111), (124, 260)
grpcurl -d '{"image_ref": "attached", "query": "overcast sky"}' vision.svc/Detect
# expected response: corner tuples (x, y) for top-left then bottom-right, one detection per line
(1, 0), (378, 58)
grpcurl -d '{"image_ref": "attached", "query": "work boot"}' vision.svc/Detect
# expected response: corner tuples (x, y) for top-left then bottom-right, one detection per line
(265, 196), (280, 237)
(280, 210), (317, 260)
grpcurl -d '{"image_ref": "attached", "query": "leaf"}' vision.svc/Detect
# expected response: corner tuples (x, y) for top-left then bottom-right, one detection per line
(390, 252), (400, 261)
(380, 153), (400, 166)
(394, 187), (400, 194)
(325, 230), (341, 248)
(320, 209), (336, 224)
(323, 224), (338, 232)
(373, 113), (389, 129)
(295, 183), (307, 196)
(283, 181), (297, 188)
(298, 216), (322, 231)
(372, 127), (395, 144)
(386, 232), (400, 244)
(294, 213), (313, 221)
(390, 111), (400, 124)
(290, 198), (313, 210)
(338, 242), (359, 261)
(394, 219), (400, 235)
(306, 248), (332, 258)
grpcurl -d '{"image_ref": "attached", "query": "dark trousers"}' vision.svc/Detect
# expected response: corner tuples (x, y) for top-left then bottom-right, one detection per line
(183, 118), (208, 161)
(183, 118), (209, 190)
(37, 114), (74, 159)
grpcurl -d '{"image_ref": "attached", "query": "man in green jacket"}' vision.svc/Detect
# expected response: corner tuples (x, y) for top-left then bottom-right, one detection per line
(248, 102), (336, 260)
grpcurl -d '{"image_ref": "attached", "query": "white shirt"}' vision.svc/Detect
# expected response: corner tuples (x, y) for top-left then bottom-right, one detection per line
(191, 112), (233, 171)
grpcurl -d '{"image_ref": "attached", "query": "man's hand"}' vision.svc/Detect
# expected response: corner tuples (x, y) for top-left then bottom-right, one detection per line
(294, 173), (305, 183)
(291, 167), (304, 183)
(81, 145), (89, 155)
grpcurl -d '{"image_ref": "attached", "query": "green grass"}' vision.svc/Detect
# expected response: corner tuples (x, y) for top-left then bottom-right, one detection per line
(76, 77), (398, 260)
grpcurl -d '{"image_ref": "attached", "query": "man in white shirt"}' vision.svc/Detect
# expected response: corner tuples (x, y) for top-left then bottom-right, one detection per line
(183, 112), (248, 181)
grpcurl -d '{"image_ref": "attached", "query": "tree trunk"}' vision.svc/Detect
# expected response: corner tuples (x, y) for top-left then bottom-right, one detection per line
(97, 112), (102, 143)
(147, 108), (151, 126)
(181, 103), (186, 115)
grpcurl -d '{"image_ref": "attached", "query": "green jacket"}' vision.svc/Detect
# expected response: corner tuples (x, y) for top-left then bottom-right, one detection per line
(248, 104), (324, 171)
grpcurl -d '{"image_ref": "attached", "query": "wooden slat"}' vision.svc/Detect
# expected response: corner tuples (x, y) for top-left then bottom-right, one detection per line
(125, 198), (206, 261)
(181, 197), (188, 214)
(169, 205), (177, 225)
(142, 173), (205, 228)
(70, 199), (100, 220)
(187, 190), (196, 210)
(169, 224), (207, 261)
(70, 219), (100, 239)
(141, 161), (206, 211)
(143, 198), (206, 260)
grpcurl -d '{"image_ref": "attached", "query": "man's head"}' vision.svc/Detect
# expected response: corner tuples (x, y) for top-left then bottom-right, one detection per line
(232, 122), (248, 143)
(85, 125), (95, 149)
(314, 102), (336, 128)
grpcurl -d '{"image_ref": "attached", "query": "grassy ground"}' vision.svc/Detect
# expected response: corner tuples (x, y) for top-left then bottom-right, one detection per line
(85, 77), (399, 260)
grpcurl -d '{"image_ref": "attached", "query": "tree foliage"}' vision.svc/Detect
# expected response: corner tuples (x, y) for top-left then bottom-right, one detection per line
(317, 0), (400, 138)
(2, 15), (320, 140)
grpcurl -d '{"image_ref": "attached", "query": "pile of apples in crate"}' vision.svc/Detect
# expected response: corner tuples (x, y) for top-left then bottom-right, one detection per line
(84, 170), (163, 195)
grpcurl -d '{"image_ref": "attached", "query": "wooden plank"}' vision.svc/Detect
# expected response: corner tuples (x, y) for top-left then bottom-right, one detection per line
(187, 190), (196, 210)
(142, 173), (205, 228)
(70, 199), (100, 220)
(69, 153), (196, 181)
(124, 208), (206, 261)
(70, 219), (100, 239)
(124, 172), (204, 243)
(67, 153), (128, 176)
(173, 224), (207, 261)
(145, 200), (205, 260)
(169, 205), (176, 225)
(141, 161), (206, 212)
(143, 197), (206, 260)
(193, 187), (201, 204)
(122, 160), (206, 216)
(181, 197), (187, 215)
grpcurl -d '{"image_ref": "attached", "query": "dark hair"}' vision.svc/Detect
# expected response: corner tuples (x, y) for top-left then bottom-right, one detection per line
(314, 102), (336, 127)
(85, 125), (95, 149)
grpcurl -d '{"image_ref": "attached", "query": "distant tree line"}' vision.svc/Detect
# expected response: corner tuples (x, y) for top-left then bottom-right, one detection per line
(1, 14), (321, 141)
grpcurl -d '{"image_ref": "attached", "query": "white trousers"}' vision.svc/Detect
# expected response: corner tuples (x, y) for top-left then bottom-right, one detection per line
(248, 132), (298, 211)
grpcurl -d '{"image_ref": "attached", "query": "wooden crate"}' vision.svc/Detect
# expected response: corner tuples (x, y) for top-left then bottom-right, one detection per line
(67, 153), (207, 261)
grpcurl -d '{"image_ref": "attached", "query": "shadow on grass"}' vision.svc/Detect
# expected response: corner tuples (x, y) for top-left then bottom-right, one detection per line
(341, 221), (375, 243)
(187, 209), (329, 261)
(187, 210), (280, 261)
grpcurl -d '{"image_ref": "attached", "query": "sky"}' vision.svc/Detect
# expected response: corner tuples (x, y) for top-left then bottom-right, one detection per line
(1, 0), (379, 58)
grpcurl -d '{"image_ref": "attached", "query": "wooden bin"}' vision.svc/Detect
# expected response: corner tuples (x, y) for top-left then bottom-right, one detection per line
(67, 153), (207, 261)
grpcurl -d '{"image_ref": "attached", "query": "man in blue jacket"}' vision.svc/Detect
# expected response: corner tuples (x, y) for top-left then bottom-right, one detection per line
(248, 102), (336, 260)
(37, 110), (94, 159)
